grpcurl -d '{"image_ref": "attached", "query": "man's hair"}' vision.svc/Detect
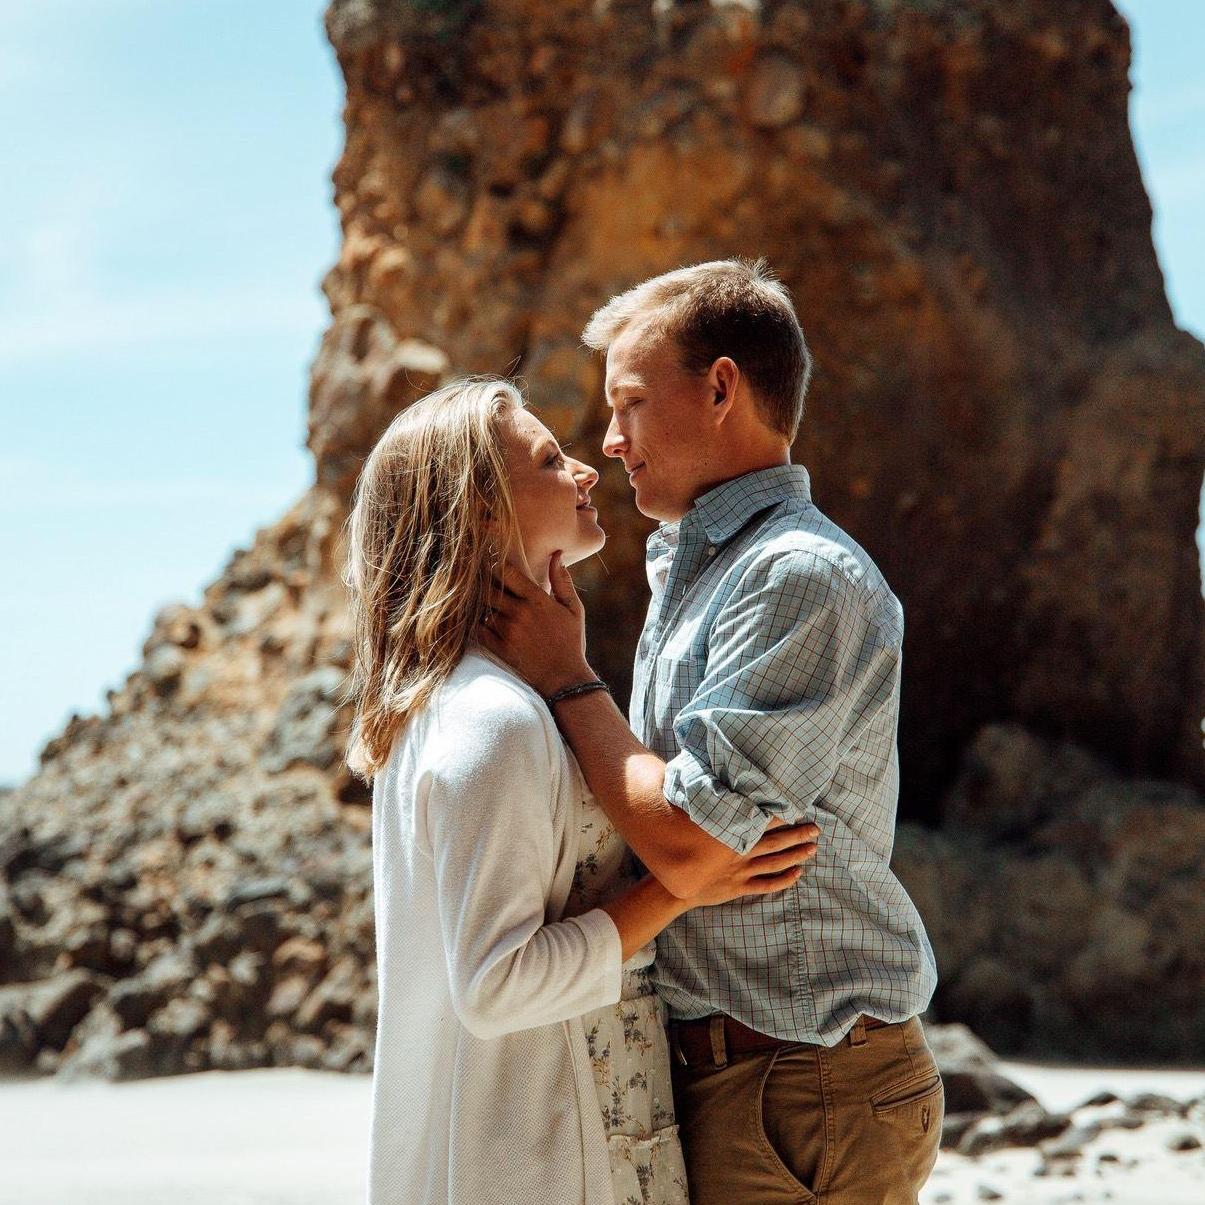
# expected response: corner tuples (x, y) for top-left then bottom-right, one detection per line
(581, 258), (813, 442)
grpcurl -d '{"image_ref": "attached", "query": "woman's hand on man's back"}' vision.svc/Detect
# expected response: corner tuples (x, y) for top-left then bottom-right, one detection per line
(685, 822), (820, 908)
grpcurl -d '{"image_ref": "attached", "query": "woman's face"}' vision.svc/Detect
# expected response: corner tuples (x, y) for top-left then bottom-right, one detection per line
(500, 406), (605, 573)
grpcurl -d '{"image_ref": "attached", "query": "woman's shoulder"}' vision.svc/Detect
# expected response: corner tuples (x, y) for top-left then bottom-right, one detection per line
(418, 650), (557, 759)
(445, 649), (547, 716)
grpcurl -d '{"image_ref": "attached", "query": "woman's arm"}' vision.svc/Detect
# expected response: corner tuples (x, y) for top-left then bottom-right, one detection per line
(423, 678), (821, 1037)
(423, 681), (625, 1039)
(599, 822), (819, 961)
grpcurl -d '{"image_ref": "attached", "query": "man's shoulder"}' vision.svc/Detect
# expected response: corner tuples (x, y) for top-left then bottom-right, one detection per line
(734, 504), (902, 624)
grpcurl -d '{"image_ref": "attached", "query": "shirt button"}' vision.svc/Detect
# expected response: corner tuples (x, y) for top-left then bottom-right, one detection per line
(706, 545), (717, 557)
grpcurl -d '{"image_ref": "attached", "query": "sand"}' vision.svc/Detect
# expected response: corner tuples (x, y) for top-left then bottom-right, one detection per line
(0, 1067), (370, 1205)
(0, 1061), (1200, 1204)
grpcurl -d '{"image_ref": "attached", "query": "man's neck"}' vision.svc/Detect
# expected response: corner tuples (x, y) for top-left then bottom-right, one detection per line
(686, 447), (792, 511)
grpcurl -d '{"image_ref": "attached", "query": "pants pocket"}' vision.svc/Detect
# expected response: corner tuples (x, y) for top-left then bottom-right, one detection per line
(754, 1049), (821, 1204)
(869, 1069), (945, 1189)
(870, 1070), (944, 1116)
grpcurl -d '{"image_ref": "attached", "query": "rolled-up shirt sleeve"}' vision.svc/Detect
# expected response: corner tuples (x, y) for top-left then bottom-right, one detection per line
(662, 550), (899, 854)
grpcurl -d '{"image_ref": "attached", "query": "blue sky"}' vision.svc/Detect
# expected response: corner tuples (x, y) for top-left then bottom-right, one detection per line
(0, 1), (1202, 784)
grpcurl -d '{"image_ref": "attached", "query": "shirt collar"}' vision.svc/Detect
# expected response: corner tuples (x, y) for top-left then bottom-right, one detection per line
(680, 463), (813, 546)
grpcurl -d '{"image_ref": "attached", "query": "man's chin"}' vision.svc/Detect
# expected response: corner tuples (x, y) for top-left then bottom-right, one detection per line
(632, 487), (673, 523)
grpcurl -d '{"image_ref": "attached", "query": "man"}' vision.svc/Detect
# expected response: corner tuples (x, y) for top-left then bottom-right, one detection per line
(481, 258), (942, 1204)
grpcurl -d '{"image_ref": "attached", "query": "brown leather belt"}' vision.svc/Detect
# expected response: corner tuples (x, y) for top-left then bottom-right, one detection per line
(669, 1013), (892, 1069)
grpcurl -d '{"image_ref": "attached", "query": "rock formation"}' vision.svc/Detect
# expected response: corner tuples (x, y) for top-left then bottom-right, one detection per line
(893, 723), (1205, 1062)
(2, 0), (1203, 1079)
(320, 0), (1205, 797)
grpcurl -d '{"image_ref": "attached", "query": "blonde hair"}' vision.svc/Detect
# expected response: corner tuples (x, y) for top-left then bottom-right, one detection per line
(342, 376), (523, 779)
(582, 257), (813, 441)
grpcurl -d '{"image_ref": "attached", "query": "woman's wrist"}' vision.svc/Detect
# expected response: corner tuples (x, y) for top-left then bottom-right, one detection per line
(642, 874), (694, 920)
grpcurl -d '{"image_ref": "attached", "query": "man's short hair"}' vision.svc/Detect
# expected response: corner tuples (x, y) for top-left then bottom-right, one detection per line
(581, 257), (813, 442)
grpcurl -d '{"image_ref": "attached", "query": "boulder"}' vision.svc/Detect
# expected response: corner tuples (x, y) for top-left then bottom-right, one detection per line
(0, 971), (102, 1055)
(110, 951), (196, 1029)
(59, 1028), (156, 1082)
(259, 668), (351, 774)
(958, 1101), (1073, 1156)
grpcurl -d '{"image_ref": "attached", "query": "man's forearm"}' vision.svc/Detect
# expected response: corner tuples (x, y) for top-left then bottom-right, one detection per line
(551, 688), (743, 898)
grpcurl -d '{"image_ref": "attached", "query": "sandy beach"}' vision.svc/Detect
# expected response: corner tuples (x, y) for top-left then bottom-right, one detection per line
(0, 1062), (1200, 1205)
(0, 1067), (370, 1205)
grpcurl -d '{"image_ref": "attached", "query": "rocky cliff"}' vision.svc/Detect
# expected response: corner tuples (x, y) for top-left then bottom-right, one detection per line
(321, 0), (1205, 797)
(1, 0), (1202, 1079)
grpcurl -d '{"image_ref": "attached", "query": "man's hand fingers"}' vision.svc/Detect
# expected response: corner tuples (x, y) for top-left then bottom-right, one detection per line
(493, 562), (540, 601)
(484, 593), (514, 621)
(549, 551), (583, 613)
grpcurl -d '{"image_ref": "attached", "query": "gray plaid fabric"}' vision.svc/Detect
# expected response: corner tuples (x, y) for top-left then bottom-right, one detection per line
(631, 464), (938, 1044)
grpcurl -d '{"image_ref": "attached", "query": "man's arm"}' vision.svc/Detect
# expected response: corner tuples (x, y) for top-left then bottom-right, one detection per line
(479, 557), (774, 896)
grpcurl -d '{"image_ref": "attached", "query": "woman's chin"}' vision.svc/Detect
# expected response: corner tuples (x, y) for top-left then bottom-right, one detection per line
(562, 523), (606, 566)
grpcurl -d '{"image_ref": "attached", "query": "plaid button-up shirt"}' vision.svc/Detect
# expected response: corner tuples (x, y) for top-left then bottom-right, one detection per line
(631, 464), (938, 1044)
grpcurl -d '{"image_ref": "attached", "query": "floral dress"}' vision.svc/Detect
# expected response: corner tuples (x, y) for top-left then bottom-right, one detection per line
(567, 772), (691, 1205)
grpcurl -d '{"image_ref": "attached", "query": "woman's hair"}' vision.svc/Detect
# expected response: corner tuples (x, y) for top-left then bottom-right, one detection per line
(341, 376), (524, 779)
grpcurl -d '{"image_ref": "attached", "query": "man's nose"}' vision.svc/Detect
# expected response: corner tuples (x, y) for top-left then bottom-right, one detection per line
(602, 415), (625, 458)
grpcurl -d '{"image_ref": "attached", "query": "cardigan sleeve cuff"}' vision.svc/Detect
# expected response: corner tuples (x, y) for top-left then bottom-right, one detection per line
(567, 907), (625, 1008)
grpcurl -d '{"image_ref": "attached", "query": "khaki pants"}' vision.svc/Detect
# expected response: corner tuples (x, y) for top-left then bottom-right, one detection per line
(670, 1017), (944, 1205)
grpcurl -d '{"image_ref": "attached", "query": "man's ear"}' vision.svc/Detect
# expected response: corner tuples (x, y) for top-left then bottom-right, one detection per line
(709, 356), (741, 422)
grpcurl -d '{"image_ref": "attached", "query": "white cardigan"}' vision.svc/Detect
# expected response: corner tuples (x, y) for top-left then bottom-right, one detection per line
(367, 650), (625, 1205)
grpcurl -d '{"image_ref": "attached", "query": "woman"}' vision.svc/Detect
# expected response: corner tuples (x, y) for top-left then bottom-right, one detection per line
(343, 377), (817, 1205)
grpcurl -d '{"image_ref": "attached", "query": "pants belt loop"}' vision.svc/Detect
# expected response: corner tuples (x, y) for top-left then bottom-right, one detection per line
(708, 1015), (729, 1068)
(848, 1015), (868, 1048)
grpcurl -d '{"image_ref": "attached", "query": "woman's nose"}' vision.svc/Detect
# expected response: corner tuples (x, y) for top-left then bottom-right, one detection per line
(570, 458), (600, 490)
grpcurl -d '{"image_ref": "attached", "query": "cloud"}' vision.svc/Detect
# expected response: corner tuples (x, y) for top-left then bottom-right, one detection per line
(0, 154), (328, 364)
(6, 206), (107, 302)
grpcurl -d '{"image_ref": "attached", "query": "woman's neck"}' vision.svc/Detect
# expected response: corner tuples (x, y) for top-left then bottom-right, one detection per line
(508, 552), (553, 594)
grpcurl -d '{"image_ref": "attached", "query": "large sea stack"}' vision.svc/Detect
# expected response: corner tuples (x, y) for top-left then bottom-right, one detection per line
(2, 0), (1202, 1079)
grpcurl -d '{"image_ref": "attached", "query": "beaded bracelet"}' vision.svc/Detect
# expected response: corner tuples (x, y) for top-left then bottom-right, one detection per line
(545, 678), (611, 708)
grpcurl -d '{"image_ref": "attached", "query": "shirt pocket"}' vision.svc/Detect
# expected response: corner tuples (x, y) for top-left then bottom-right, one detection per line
(651, 651), (705, 736)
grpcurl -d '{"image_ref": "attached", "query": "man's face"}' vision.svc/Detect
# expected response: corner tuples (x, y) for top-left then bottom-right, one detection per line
(601, 317), (716, 522)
